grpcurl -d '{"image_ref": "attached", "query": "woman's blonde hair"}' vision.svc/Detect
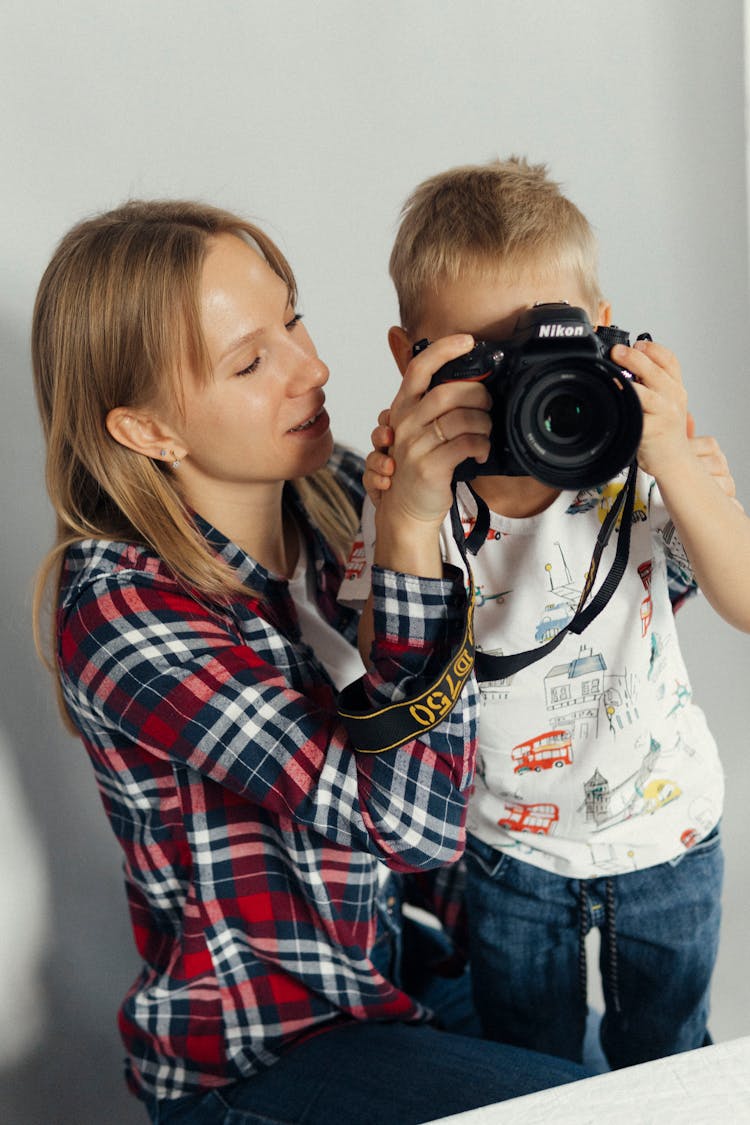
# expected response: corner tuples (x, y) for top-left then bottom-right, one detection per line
(32, 199), (358, 678)
(389, 156), (602, 334)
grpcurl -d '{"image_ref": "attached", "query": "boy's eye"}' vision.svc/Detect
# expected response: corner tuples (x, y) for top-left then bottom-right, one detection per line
(286, 312), (304, 330)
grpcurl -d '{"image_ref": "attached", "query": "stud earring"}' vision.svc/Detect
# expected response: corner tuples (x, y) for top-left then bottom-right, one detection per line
(171, 450), (181, 469)
(160, 449), (168, 459)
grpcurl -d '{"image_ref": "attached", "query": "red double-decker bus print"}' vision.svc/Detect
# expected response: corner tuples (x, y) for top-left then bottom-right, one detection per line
(511, 729), (572, 773)
(344, 539), (366, 581)
(498, 802), (559, 835)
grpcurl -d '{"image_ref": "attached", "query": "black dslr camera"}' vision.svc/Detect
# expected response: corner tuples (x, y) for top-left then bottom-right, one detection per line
(424, 302), (643, 489)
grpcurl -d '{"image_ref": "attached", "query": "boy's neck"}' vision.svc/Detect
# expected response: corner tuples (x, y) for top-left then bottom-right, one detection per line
(471, 474), (561, 519)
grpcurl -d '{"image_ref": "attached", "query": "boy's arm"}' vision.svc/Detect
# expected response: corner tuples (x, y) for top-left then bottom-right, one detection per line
(614, 339), (750, 632)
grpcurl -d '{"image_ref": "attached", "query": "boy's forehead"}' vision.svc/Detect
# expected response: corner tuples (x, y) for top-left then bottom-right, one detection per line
(415, 265), (591, 340)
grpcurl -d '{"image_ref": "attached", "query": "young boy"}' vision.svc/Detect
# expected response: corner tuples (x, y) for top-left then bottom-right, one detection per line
(342, 157), (750, 1069)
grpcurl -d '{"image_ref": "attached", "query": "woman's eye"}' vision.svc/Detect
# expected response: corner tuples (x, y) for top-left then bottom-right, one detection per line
(236, 357), (262, 377)
(235, 315), (302, 375)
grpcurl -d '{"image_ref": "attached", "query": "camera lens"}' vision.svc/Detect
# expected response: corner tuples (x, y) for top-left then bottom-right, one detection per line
(507, 361), (642, 488)
(542, 391), (589, 443)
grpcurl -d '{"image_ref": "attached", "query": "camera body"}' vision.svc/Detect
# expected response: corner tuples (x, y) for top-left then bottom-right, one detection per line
(426, 302), (643, 489)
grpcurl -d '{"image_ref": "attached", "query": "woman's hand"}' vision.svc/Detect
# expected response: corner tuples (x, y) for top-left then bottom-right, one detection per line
(686, 418), (743, 508)
(373, 335), (492, 574)
(381, 335), (491, 518)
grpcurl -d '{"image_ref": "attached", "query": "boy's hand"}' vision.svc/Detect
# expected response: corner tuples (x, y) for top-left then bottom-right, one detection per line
(612, 340), (742, 504)
(363, 409), (395, 505)
(620, 347), (750, 632)
(611, 339), (690, 480)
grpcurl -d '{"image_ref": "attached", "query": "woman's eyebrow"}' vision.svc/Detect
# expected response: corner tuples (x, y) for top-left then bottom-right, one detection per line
(218, 326), (264, 363)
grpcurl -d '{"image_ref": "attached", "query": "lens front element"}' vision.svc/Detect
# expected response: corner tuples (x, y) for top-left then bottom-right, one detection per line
(541, 390), (590, 444)
(508, 361), (642, 488)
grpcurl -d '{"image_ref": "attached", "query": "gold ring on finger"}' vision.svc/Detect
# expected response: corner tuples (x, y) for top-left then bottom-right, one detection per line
(433, 417), (447, 444)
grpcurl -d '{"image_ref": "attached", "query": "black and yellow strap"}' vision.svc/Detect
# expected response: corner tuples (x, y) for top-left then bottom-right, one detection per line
(337, 462), (637, 751)
(336, 587), (476, 753)
(337, 483), (480, 753)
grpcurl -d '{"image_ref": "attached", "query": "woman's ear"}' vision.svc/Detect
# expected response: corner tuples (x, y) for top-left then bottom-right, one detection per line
(387, 326), (414, 376)
(105, 407), (186, 464)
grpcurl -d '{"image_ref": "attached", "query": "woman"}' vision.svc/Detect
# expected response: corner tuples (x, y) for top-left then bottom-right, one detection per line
(32, 200), (586, 1123)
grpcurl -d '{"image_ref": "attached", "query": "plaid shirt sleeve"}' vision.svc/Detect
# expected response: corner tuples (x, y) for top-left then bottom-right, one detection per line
(403, 859), (469, 961)
(59, 559), (477, 875)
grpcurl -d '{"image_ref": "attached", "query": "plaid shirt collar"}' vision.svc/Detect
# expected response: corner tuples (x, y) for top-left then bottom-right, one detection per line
(189, 480), (357, 639)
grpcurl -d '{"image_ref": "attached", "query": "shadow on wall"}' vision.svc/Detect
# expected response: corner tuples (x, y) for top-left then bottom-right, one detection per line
(0, 313), (143, 1124)
(0, 724), (49, 1069)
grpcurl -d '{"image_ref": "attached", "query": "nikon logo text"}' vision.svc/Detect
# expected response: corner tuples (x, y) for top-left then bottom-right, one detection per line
(538, 324), (586, 338)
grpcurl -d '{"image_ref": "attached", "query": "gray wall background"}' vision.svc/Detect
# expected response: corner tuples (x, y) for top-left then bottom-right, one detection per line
(1, 2), (748, 1122)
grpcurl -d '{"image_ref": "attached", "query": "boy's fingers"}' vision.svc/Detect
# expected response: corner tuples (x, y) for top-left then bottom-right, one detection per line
(370, 423), (394, 453)
(613, 340), (682, 384)
(366, 450), (395, 478)
(632, 338), (681, 374)
(366, 473), (392, 493)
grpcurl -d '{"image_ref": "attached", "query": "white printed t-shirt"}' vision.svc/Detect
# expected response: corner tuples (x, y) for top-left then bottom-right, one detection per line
(341, 469), (723, 878)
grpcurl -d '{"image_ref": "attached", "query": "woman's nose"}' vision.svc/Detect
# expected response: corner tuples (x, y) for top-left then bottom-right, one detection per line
(287, 351), (329, 394)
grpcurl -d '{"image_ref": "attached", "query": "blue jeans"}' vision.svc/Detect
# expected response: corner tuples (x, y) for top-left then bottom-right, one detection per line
(464, 825), (723, 1069)
(146, 1023), (586, 1124)
(144, 911), (587, 1123)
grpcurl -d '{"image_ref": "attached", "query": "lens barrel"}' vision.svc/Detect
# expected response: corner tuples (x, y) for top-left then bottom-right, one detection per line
(506, 359), (642, 488)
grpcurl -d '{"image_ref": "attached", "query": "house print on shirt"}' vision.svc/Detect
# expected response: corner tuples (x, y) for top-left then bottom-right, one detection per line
(544, 645), (605, 741)
(584, 767), (610, 822)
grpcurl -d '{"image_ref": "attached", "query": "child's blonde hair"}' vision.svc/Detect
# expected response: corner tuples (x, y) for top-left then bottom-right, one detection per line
(389, 156), (602, 334)
(32, 199), (358, 678)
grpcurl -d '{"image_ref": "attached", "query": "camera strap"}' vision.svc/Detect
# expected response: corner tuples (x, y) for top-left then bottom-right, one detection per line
(337, 461), (636, 750)
(471, 460), (638, 681)
(336, 489), (477, 753)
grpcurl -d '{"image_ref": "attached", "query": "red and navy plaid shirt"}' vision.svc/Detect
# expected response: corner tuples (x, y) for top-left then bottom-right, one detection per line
(56, 446), (478, 1102)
